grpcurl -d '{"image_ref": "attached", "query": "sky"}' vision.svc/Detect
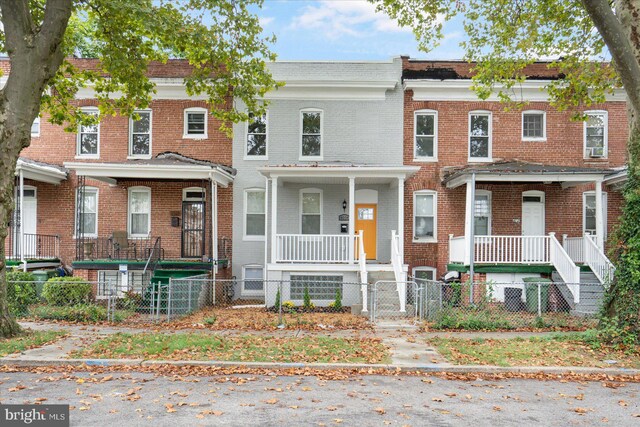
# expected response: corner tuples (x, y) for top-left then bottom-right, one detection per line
(256, 0), (465, 61)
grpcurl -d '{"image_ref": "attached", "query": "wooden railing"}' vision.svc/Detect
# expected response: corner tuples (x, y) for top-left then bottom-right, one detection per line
(474, 235), (550, 264)
(549, 233), (581, 302)
(275, 234), (359, 264)
(562, 236), (585, 263)
(584, 234), (615, 285)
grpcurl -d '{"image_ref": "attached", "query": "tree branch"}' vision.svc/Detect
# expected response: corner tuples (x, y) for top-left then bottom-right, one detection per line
(0, 0), (34, 54)
(36, 0), (73, 71)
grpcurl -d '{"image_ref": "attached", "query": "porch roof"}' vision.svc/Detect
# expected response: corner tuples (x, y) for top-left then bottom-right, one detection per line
(258, 162), (420, 185)
(604, 167), (627, 190)
(442, 161), (612, 189)
(16, 157), (68, 185)
(64, 152), (235, 187)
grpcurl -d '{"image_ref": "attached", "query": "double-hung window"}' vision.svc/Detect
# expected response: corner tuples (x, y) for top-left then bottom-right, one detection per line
(183, 107), (207, 138)
(77, 107), (99, 158)
(129, 110), (152, 158)
(522, 110), (546, 141)
(242, 265), (264, 295)
(413, 191), (437, 242)
(583, 191), (607, 238)
(246, 113), (267, 157)
(244, 189), (266, 240)
(414, 110), (437, 160)
(469, 111), (491, 161)
(31, 116), (40, 137)
(474, 190), (492, 236)
(300, 109), (322, 159)
(301, 189), (322, 234)
(76, 187), (98, 238)
(584, 111), (608, 158)
(128, 187), (151, 237)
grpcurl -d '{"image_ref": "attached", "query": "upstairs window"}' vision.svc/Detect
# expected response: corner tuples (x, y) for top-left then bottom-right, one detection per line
(246, 113), (267, 158)
(77, 107), (99, 158)
(522, 110), (546, 141)
(300, 109), (322, 159)
(184, 107), (207, 138)
(128, 187), (151, 237)
(414, 110), (437, 160)
(584, 111), (608, 158)
(129, 110), (152, 158)
(413, 191), (437, 242)
(474, 190), (492, 236)
(301, 189), (322, 234)
(469, 111), (491, 161)
(31, 116), (40, 137)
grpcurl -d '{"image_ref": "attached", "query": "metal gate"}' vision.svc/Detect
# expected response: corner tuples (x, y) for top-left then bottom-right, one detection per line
(370, 280), (421, 323)
(181, 200), (206, 258)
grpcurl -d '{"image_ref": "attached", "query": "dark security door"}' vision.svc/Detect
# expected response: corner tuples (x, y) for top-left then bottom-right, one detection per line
(181, 200), (206, 258)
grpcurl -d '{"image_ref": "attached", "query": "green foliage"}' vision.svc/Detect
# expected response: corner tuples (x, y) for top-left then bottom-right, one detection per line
(332, 289), (342, 310)
(282, 301), (295, 312)
(118, 290), (143, 311)
(274, 288), (281, 310)
(6, 270), (38, 317)
(31, 304), (108, 322)
(203, 315), (217, 325)
(303, 287), (312, 310)
(42, 277), (92, 306)
(433, 311), (513, 331)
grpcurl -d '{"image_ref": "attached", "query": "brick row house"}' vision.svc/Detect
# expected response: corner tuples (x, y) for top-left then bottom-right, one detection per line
(7, 56), (627, 315)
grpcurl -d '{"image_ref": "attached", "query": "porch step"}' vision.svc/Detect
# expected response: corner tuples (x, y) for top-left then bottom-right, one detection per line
(367, 271), (396, 284)
(552, 270), (605, 315)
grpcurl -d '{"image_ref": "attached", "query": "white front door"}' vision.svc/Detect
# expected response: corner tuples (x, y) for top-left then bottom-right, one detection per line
(522, 191), (545, 262)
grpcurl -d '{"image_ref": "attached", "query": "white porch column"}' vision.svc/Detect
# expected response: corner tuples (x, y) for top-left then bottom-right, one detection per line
(397, 177), (405, 262)
(463, 177), (476, 266)
(348, 176), (355, 263)
(210, 179), (218, 274)
(264, 178), (270, 279)
(271, 177), (278, 263)
(594, 179), (604, 250)
(19, 169), (25, 271)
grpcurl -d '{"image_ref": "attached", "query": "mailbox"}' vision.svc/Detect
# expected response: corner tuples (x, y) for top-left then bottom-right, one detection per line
(340, 223), (348, 233)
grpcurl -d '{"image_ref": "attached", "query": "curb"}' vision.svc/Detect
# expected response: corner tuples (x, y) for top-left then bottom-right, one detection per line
(2, 357), (640, 377)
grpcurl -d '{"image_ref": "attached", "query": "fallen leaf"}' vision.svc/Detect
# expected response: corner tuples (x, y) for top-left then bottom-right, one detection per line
(165, 403), (177, 413)
(493, 406), (502, 411)
(263, 398), (278, 405)
(374, 407), (386, 415)
(327, 406), (338, 411)
(432, 398), (443, 402)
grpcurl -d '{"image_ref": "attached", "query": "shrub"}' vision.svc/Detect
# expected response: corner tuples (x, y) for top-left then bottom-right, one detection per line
(7, 269), (37, 316)
(31, 304), (107, 322)
(203, 315), (217, 325)
(42, 277), (92, 306)
(432, 311), (513, 331)
(332, 289), (342, 311)
(282, 301), (295, 312)
(303, 287), (312, 310)
(273, 288), (281, 310)
(118, 290), (143, 311)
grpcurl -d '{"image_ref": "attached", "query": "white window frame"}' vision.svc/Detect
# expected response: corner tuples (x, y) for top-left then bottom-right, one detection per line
(468, 110), (492, 162)
(412, 266), (437, 282)
(183, 107), (208, 139)
(183, 187), (206, 202)
(76, 107), (100, 159)
(31, 116), (40, 137)
(128, 109), (152, 159)
(243, 188), (266, 241)
(521, 110), (546, 141)
(474, 189), (492, 236)
(583, 191), (608, 238)
(413, 190), (437, 243)
(127, 186), (151, 238)
(583, 110), (608, 159)
(242, 264), (264, 296)
(75, 186), (98, 238)
(300, 108), (323, 161)
(96, 270), (150, 299)
(245, 111), (268, 160)
(299, 188), (323, 235)
(413, 109), (438, 161)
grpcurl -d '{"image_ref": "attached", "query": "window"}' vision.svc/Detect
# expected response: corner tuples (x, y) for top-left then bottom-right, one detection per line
(76, 187), (98, 238)
(246, 112), (267, 157)
(300, 189), (322, 234)
(244, 189), (266, 239)
(77, 107), (99, 158)
(242, 265), (264, 295)
(413, 191), (437, 242)
(413, 267), (436, 282)
(129, 110), (152, 158)
(474, 190), (492, 236)
(522, 110), (546, 140)
(184, 107), (207, 138)
(584, 111), (608, 158)
(469, 111), (491, 161)
(414, 110), (437, 160)
(583, 191), (608, 238)
(300, 109), (322, 159)
(290, 274), (342, 300)
(128, 187), (151, 237)
(97, 271), (150, 298)
(31, 116), (40, 137)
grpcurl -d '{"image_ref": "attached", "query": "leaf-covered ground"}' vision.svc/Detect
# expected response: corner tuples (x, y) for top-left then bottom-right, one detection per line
(429, 334), (640, 368)
(0, 330), (67, 357)
(72, 333), (388, 364)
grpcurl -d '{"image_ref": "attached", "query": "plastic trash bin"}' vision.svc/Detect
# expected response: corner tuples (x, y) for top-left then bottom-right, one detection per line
(504, 287), (523, 312)
(523, 277), (551, 313)
(32, 270), (58, 298)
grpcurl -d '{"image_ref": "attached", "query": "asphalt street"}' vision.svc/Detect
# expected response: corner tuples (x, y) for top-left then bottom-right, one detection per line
(1, 371), (638, 426)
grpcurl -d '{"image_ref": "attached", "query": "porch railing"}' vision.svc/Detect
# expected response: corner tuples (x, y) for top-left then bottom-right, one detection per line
(549, 233), (581, 301)
(474, 235), (550, 264)
(6, 233), (60, 260)
(75, 236), (165, 261)
(584, 234), (615, 285)
(562, 236), (584, 263)
(275, 234), (360, 263)
(448, 235), (467, 264)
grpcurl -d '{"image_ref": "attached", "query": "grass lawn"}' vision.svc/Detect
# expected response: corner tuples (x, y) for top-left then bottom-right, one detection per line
(72, 332), (389, 364)
(0, 330), (67, 357)
(429, 333), (640, 368)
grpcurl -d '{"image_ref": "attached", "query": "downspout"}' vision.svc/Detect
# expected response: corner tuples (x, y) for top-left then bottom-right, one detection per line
(264, 177), (269, 285)
(468, 172), (476, 301)
(209, 174), (218, 285)
(19, 169), (26, 272)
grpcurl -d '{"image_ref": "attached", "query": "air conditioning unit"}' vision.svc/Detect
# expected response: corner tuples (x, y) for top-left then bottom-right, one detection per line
(589, 147), (605, 158)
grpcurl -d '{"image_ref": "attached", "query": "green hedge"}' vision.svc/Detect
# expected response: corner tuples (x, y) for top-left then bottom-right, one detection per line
(42, 276), (92, 306)
(30, 304), (107, 322)
(7, 269), (38, 316)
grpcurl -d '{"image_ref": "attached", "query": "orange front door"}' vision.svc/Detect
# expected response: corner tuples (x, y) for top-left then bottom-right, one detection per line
(355, 204), (377, 260)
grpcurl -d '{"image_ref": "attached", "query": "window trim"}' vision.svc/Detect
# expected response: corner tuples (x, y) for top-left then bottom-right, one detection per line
(299, 188), (323, 235)
(413, 190), (437, 243)
(128, 109), (153, 160)
(468, 110), (492, 162)
(127, 186), (151, 238)
(583, 191), (608, 238)
(474, 189), (492, 236)
(243, 188), (266, 241)
(183, 107), (208, 139)
(299, 108), (323, 161)
(75, 186), (98, 239)
(245, 110), (269, 160)
(413, 109), (438, 162)
(76, 107), (100, 159)
(96, 270), (150, 299)
(183, 187), (206, 202)
(31, 116), (40, 138)
(521, 110), (547, 141)
(412, 266), (437, 282)
(242, 264), (264, 296)
(583, 110), (608, 159)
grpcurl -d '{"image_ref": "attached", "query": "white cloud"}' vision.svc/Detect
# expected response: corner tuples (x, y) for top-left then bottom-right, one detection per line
(260, 16), (275, 27)
(289, 0), (410, 39)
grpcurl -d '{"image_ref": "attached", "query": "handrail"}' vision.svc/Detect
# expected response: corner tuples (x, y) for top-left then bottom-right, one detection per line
(357, 230), (368, 312)
(390, 230), (406, 312)
(584, 234), (615, 285)
(549, 233), (580, 303)
(143, 236), (162, 276)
